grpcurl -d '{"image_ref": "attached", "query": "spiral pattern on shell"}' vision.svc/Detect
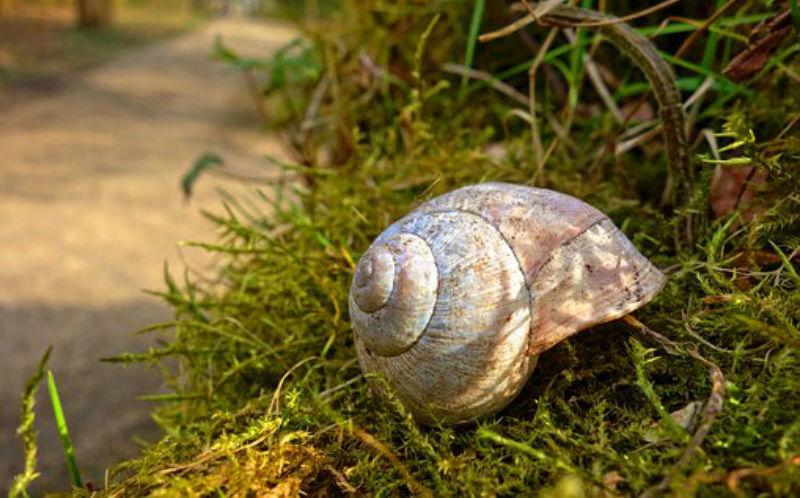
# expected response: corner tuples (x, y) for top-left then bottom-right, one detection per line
(350, 183), (665, 425)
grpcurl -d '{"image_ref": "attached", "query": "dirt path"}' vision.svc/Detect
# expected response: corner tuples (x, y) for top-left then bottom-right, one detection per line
(0, 18), (294, 492)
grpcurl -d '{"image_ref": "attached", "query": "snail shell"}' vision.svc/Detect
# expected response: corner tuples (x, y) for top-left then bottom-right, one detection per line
(350, 183), (665, 425)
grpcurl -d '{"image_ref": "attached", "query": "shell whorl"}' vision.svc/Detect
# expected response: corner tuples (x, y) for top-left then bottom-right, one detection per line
(352, 244), (396, 312)
(350, 233), (437, 357)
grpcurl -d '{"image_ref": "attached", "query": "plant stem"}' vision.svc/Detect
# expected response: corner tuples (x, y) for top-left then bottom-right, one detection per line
(47, 370), (83, 489)
(460, 0), (486, 101)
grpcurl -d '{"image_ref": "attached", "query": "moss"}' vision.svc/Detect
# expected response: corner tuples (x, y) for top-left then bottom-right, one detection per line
(40, 1), (800, 496)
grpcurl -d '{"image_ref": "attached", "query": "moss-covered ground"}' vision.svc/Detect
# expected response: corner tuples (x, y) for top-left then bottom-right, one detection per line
(12, 1), (800, 496)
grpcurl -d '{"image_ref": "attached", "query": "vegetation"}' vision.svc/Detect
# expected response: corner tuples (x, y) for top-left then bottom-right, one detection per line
(13, 0), (800, 496)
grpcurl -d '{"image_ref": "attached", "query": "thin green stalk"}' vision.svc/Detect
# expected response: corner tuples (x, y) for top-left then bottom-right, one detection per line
(659, 51), (747, 93)
(567, 0), (593, 111)
(790, 0), (800, 43)
(412, 13), (442, 107)
(530, 28), (559, 180)
(47, 370), (83, 489)
(460, 0), (485, 100)
(477, 428), (574, 471)
(629, 340), (690, 441)
(701, 0), (725, 71)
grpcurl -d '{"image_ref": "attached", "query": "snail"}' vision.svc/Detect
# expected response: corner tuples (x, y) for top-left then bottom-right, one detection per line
(349, 183), (666, 425)
(347, 3), (694, 426)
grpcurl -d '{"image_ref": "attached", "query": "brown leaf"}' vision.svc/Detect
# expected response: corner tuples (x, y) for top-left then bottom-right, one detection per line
(620, 100), (654, 121)
(723, 6), (793, 82)
(709, 165), (768, 220)
(749, 8), (793, 39)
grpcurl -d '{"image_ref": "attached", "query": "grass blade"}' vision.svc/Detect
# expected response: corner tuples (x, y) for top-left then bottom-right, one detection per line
(47, 370), (83, 489)
(459, 0), (485, 100)
(769, 240), (800, 286)
(181, 152), (224, 201)
(9, 347), (52, 498)
(701, 0), (725, 71)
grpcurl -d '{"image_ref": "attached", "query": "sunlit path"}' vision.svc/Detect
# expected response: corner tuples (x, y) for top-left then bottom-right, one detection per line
(0, 17), (294, 491)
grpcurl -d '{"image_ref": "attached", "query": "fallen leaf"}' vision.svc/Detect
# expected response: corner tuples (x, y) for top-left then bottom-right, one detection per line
(644, 401), (704, 443)
(723, 8), (794, 81)
(709, 165), (768, 220)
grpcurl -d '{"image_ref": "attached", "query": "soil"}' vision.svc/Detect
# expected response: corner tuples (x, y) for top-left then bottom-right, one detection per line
(0, 17), (294, 493)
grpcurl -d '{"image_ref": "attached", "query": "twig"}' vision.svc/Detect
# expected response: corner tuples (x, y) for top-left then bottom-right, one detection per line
(483, 4), (692, 216)
(479, 0), (565, 42)
(519, 0), (563, 26)
(300, 75), (330, 135)
(725, 455), (800, 497)
(675, 0), (742, 59)
(563, 28), (624, 122)
(482, 0), (679, 41)
(319, 375), (364, 399)
(526, 23), (559, 177)
(682, 313), (737, 353)
(479, 13), (540, 43)
(243, 69), (270, 127)
(561, 0), (681, 27)
(620, 0), (742, 136)
(358, 51), (407, 90)
(326, 464), (358, 494)
(350, 424), (432, 496)
(441, 63), (529, 105)
(516, 26), (569, 104)
(702, 128), (721, 160)
(684, 75), (716, 110)
(621, 315), (726, 498)
(621, 119), (659, 139)
(615, 76), (714, 156)
(445, 64), (567, 142)
(615, 126), (661, 156)
(268, 356), (318, 416)
(775, 112), (800, 140)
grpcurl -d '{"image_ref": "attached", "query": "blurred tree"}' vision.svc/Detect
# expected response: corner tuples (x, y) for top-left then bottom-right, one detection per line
(76, 0), (113, 28)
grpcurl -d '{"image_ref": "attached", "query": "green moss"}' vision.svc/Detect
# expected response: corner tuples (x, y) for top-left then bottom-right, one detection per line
(47, 1), (800, 496)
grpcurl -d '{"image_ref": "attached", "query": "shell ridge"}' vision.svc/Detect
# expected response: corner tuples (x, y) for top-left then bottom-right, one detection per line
(528, 218), (666, 354)
(524, 217), (609, 356)
(387, 209), (531, 358)
(396, 236), (442, 355)
(419, 208), (532, 297)
(420, 206), (603, 362)
(417, 184), (609, 283)
(529, 217), (607, 285)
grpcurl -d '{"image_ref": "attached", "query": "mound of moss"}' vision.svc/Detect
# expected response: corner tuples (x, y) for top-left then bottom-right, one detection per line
(17, 1), (800, 496)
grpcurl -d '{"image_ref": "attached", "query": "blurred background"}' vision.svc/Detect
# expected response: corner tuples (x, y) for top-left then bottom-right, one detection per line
(1, 0), (295, 492)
